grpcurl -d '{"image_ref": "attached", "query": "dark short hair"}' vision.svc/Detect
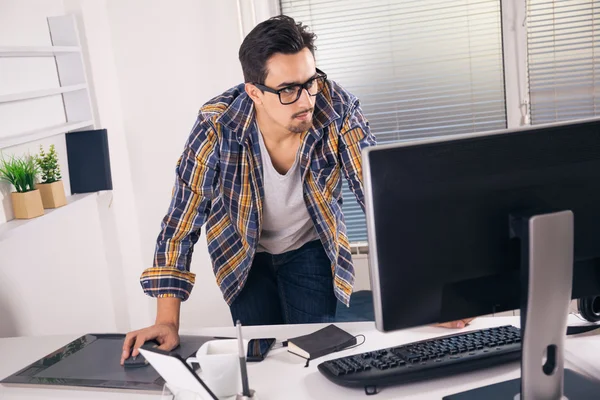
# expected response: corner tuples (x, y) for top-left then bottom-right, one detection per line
(238, 15), (317, 84)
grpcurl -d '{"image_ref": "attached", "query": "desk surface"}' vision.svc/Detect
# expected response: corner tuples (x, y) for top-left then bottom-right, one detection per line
(0, 316), (598, 400)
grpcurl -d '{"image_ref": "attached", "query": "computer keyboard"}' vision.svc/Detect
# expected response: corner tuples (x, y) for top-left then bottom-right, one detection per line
(317, 325), (521, 395)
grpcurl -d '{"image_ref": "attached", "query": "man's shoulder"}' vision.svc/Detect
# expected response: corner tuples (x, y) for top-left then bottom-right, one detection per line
(198, 83), (246, 122)
(327, 79), (359, 109)
(324, 80), (361, 123)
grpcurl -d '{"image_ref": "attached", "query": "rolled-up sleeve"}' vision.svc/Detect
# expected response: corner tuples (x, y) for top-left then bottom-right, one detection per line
(338, 100), (377, 212)
(140, 118), (220, 301)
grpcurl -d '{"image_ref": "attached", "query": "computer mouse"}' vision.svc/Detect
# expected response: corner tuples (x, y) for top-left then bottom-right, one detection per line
(123, 354), (149, 368)
(123, 339), (160, 368)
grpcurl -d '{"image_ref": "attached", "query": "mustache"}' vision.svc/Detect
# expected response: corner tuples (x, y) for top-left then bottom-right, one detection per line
(292, 108), (314, 118)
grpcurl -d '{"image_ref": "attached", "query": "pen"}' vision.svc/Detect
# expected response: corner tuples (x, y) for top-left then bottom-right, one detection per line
(236, 320), (251, 397)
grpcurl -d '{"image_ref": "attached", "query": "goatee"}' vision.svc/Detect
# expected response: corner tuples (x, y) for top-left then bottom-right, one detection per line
(289, 120), (313, 133)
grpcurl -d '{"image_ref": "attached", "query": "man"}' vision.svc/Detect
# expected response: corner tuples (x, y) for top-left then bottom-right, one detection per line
(121, 15), (469, 364)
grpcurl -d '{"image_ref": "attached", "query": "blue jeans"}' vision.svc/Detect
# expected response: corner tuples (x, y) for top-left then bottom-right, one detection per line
(229, 240), (338, 325)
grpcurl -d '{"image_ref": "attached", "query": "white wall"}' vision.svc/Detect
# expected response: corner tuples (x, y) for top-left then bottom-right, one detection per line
(105, 0), (246, 329)
(0, 0), (150, 338)
(0, 193), (116, 337)
(62, 0), (156, 333)
(0, 0), (123, 337)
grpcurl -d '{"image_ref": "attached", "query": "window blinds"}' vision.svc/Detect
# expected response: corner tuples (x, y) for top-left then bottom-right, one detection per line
(281, 0), (507, 243)
(528, 0), (600, 125)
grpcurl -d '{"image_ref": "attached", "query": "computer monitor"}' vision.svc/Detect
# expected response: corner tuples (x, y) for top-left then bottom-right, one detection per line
(362, 117), (600, 399)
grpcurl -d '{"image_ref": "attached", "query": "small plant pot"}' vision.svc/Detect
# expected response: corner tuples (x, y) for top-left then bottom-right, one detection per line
(11, 190), (45, 219)
(37, 180), (67, 209)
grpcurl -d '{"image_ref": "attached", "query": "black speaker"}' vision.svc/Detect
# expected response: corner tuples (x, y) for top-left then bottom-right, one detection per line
(578, 296), (600, 322)
(65, 128), (113, 194)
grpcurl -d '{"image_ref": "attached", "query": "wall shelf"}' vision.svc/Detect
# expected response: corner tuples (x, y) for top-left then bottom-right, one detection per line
(0, 84), (87, 103)
(0, 192), (100, 242)
(0, 120), (94, 149)
(0, 45), (80, 57)
(0, 14), (97, 229)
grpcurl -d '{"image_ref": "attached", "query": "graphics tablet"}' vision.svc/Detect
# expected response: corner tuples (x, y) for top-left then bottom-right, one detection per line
(0, 333), (223, 391)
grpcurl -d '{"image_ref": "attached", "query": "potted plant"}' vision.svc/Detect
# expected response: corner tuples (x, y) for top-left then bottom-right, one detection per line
(35, 144), (67, 208)
(0, 154), (44, 219)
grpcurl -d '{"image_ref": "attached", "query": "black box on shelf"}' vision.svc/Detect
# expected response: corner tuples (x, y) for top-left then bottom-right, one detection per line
(65, 128), (113, 194)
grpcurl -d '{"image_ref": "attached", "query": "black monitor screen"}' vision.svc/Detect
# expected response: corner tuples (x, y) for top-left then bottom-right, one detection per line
(363, 118), (600, 332)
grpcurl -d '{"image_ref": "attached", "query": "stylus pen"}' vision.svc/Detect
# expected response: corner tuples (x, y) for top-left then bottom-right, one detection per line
(236, 320), (251, 396)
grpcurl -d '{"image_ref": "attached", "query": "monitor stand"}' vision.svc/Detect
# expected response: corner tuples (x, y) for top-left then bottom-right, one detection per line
(445, 210), (600, 400)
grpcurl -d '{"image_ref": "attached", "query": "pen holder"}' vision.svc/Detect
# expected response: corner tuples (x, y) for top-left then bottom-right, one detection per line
(236, 389), (258, 400)
(161, 383), (204, 400)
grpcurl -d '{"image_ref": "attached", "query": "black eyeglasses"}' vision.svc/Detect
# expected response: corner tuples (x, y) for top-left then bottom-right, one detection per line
(253, 69), (327, 105)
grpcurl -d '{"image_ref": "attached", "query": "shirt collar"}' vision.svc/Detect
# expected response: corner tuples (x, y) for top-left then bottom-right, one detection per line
(216, 83), (341, 144)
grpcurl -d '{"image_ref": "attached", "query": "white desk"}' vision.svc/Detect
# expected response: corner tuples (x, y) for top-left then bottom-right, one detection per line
(1, 316), (598, 400)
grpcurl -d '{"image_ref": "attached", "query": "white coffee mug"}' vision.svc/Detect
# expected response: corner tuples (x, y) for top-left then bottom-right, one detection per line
(186, 339), (248, 398)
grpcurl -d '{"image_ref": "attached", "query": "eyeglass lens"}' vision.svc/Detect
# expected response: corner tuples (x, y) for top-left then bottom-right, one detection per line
(279, 75), (326, 104)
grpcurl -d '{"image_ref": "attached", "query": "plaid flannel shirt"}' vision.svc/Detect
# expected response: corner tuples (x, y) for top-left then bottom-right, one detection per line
(140, 79), (376, 306)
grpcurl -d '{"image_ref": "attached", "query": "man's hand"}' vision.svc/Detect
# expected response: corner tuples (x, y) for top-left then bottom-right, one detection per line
(120, 323), (179, 365)
(435, 318), (475, 329)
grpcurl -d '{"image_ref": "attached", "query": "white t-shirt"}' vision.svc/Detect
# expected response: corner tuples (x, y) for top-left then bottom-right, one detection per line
(256, 127), (320, 254)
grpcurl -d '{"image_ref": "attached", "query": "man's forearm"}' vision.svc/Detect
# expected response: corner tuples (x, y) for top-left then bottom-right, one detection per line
(155, 297), (182, 329)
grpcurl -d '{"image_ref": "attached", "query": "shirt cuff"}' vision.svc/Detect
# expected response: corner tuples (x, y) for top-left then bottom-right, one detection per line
(140, 267), (196, 301)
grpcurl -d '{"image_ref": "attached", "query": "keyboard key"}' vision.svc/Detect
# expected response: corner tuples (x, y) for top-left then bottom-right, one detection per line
(348, 360), (363, 371)
(393, 348), (421, 362)
(336, 360), (354, 373)
(326, 363), (344, 375)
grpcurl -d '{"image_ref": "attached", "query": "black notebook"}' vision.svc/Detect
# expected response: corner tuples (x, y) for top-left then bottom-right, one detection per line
(287, 324), (357, 360)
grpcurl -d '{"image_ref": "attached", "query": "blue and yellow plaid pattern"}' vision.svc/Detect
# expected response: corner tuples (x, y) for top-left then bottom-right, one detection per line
(140, 79), (376, 306)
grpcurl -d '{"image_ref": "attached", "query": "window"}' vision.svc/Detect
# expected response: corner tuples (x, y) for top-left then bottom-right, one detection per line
(280, 0), (508, 243)
(527, 0), (600, 125)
